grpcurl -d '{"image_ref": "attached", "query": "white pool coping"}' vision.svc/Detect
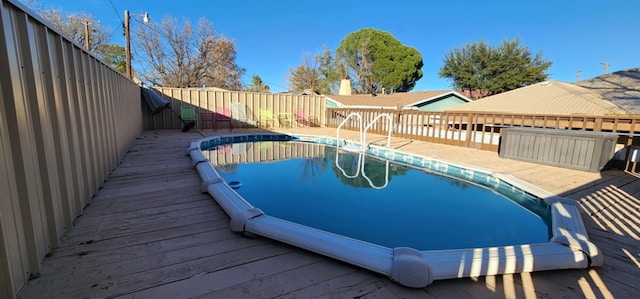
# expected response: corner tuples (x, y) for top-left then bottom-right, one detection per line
(186, 132), (603, 288)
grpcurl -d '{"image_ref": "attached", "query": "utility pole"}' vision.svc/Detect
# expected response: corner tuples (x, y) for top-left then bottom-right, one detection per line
(600, 62), (610, 74)
(84, 20), (90, 51)
(576, 70), (581, 82)
(69, 16), (91, 51)
(124, 10), (150, 80)
(125, 10), (131, 79)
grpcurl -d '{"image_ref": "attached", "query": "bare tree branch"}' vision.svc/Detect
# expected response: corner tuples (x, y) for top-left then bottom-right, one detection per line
(133, 16), (245, 89)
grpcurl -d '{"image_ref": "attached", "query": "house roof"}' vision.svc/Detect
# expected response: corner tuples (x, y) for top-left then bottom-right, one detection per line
(326, 90), (469, 108)
(277, 89), (320, 95)
(446, 80), (628, 115)
(457, 89), (491, 100)
(576, 68), (640, 114)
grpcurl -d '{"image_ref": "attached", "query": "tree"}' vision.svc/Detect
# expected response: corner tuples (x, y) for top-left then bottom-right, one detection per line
(245, 75), (270, 92)
(288, 54), (323, 93)
(288, 46), (342, 94)
(95, 44), (127, 74)
(315, 45), (341, 94)
(202, 37), (244, 90)
(134, 16), (245, 88)
(336, 28), (423, 94)
(439, 38), (552, 98)
(25, 2), (111, 53)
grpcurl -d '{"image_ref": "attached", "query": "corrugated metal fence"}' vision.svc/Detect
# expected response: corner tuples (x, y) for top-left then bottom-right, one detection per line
(145, 88), (326, 130)
(0, 1), (143, 297)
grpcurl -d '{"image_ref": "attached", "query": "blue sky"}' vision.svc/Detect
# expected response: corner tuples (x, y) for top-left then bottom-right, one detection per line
(23, 0), (640, 93)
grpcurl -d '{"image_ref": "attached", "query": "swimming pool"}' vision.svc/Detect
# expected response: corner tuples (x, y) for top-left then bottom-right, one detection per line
(187, 132), (602, 288)
(206, 141), (551, 251)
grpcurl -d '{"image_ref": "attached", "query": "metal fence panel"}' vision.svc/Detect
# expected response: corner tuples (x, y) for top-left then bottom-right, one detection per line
(0, 1), (143, 297)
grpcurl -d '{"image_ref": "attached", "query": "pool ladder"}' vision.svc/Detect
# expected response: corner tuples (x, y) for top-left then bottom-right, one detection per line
(335, 151), (390, 189)
(335, 112), (393, 189)
(336, 112), (393, 152)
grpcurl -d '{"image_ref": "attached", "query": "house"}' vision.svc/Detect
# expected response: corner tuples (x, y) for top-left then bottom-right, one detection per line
(326, 90), (471, 111)
(575, 68), (640, 114)
(446, 68), (640, 115)
(445, 69), (640, 162)
(324, 78), (472, 111)
(277, 89), (320, 96)
(445, 80), (629, 115)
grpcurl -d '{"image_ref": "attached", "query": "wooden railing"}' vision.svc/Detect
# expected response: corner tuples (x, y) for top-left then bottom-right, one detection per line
(327, 108), (640, 173)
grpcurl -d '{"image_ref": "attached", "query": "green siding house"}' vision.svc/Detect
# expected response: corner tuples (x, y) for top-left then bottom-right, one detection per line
(410, 93), (470, 111)
(325, 90), (472, 111)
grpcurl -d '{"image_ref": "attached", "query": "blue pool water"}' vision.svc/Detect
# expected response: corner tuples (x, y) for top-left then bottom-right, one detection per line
(207, 141), (551, 251)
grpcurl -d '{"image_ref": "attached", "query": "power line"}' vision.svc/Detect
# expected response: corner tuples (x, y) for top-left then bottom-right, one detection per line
(107, 0), (123, 25)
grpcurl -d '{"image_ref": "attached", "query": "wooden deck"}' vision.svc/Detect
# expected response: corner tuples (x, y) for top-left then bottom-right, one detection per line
(17, 128), (639, 299)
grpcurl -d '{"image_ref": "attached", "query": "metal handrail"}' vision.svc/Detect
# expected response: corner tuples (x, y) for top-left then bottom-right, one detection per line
(335, 112), (391, 188)
(336, 112), (363, 151)
(363, 113), (393, 149)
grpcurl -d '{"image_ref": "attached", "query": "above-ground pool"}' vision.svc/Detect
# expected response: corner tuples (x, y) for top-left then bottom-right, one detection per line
(187, 133), (602, 288)
(207, 140), (551, 251)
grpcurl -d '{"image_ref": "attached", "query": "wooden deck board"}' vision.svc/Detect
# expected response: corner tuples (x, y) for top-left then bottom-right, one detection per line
(120, 249), (322, 298)
(45, 225), (235, 264)
(82, 188), (212, 218)
(273, 271), (396, 299)
(17, 129), (640, 298)
(196, 259), (359, 298)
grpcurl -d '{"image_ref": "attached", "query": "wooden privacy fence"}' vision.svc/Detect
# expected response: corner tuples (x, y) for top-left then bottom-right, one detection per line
(144, 88), (326, 130)
(327, 108), (640, 173)
(0, 0), (143, 298)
